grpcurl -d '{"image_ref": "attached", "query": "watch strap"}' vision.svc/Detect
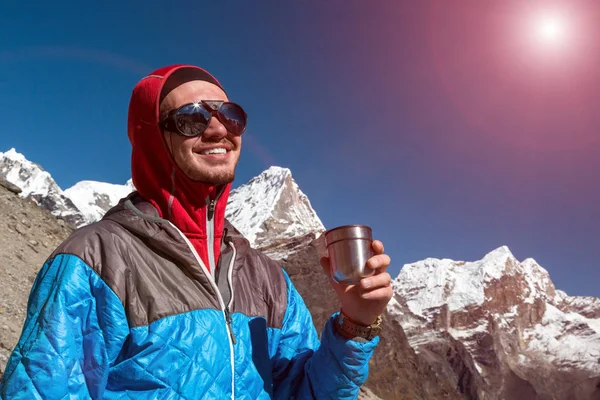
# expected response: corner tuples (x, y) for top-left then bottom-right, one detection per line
(335, 312), (382, 341)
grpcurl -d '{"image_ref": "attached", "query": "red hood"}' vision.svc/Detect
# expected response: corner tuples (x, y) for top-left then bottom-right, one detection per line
(127, 64), (231, 272)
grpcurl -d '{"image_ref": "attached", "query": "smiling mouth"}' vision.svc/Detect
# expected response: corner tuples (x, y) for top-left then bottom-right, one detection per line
(198, 148), (228, 155)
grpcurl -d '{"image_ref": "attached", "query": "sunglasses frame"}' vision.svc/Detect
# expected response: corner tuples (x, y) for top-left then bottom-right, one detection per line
(158, 100), (247, 137)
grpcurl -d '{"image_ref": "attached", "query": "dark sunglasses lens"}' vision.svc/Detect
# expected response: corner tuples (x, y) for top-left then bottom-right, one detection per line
(218, 103), (247, 135)
(176, 104), (211, 136)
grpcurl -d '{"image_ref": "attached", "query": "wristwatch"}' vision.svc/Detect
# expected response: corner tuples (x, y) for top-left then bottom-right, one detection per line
(335, 312), (382, 341)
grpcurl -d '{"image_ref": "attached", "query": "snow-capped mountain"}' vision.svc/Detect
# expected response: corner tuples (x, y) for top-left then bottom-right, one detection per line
(226, 166), (325, 258)
(64, 180), (135, 223)
(389, 246), (600, 400)
(0, 149), (85, 227)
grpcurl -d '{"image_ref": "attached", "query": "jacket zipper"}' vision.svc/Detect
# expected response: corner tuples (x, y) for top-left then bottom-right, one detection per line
(166, 221), (236, 400)
(225, 239), (237, 345)
(207, 198), (217, 278)
(224, 308), (237, 344)
(207, 198), (216, 220)
(208, 198), (237, 344)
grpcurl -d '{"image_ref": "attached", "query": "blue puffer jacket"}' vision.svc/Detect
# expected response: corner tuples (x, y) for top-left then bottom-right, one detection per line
(0, 196), (379, 399)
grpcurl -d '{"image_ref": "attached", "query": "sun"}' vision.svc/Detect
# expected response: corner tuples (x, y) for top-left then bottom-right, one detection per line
(539, 17), (563, 41)
(534, 13), (568, 47)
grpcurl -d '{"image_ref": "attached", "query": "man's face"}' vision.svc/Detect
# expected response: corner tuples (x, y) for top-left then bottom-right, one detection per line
(160, 80), (242, 185)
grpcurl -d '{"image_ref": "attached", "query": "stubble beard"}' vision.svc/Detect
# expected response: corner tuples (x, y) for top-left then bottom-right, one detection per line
(194, 168), (236, 185)
(183, 156), (239, 185)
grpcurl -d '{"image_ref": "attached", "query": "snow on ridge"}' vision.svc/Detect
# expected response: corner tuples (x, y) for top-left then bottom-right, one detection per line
(1, 148), (26, 162)
(392, 245), (568, 317)
(524, 303), (600, 373)
(65, 180), (134, 192)
(553, 289), (568, 305)
(559, 294), (600, 320)
(226, 166), (291, 244)
(394, 258), (454, 316)
(483, 245), (514, 259)
(226, 166), (324, 247)
(395, 246), (520, 316)
(448, 319), (489, 340)
(64, 180), (135, 224)
(480, 245), (517, 281)
(0, 148), (92, 226)
(0, 148), (56, 197)
(520, 257), (555, 304)
(521, 257), (551, 278)
(0, 148), (138, 226)
(392, 246), (600, 380)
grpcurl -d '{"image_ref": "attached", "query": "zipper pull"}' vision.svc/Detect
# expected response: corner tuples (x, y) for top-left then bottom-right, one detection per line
(208, 199), (216, 220)
(225, 307), (237, 345)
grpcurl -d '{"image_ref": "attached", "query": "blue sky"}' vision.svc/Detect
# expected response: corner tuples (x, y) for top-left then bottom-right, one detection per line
(1, 1), (598, 297)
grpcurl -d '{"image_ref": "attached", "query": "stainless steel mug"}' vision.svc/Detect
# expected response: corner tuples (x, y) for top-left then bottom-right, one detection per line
(324, 225), (374, 285)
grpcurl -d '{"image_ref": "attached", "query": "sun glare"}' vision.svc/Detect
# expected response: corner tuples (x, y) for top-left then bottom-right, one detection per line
(535, 13), (567, 47)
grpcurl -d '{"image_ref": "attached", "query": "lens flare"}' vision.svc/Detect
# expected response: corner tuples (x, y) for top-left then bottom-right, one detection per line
(540, 19), (561, 40)
(535, 13), (567, 47)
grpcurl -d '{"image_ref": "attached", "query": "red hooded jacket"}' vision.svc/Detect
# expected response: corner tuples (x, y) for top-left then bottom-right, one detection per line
(127, 64), (231, 272)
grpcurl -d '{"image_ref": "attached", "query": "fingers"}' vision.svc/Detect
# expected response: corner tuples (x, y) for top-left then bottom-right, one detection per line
(360, 285), (393, 300)
(360, 272), (392, 290)
(367, 254), (391, 271)
(372, 240), (384, 254)
(359, 272), (392, 298)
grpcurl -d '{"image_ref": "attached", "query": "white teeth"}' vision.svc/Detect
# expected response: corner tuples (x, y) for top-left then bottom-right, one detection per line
(200, 148), (227, 155)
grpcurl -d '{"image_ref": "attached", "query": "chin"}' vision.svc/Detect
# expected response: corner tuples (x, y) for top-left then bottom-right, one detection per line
(188, 166), (236, 185)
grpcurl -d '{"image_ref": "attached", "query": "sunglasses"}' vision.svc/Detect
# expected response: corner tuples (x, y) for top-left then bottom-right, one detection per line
(159, 100), (247, 137)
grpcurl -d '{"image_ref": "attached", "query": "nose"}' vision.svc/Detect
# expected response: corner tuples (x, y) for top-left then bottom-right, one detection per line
(202, 116), (228, 140)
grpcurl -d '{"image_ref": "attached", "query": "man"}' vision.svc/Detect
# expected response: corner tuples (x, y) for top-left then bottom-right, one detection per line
(0, 64), (393, 399)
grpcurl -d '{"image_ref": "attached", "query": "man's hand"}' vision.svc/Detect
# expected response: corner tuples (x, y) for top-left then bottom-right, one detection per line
(320, 240), (393, 326)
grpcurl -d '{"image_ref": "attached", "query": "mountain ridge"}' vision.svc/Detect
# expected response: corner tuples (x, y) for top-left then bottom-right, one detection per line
(0, 148), (86, 226)
(391, 245), (600, 399)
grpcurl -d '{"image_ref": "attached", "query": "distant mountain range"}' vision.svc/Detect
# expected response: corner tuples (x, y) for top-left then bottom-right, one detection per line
(1, 148), (599, 399)
(390, 245), (600, 399)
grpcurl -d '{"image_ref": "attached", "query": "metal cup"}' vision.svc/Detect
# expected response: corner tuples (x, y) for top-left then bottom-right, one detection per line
(324, 225), (374, 285)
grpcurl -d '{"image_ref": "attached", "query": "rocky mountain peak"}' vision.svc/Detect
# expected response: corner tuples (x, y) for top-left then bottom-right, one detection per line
(0, 148), (85, 227)
(391, 246), (600, 399)
(1, 148), (51, 198)
(226, 166), (325, 258)
(63, 179), (135, 223)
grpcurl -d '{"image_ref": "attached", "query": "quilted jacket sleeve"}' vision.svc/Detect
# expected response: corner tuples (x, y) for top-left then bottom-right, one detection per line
(0, 254), (129, 400)
(272, 271), (379, 399)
